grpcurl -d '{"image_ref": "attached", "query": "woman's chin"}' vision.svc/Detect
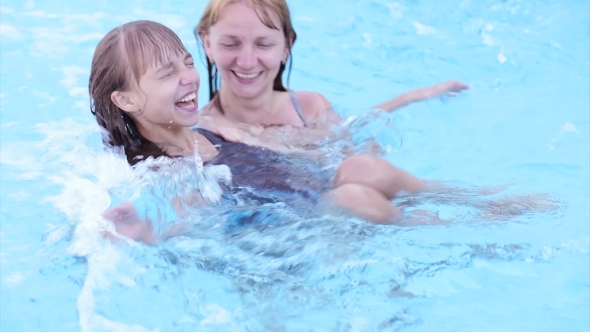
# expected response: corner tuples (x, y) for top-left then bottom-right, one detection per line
(226, 80), (268, 99)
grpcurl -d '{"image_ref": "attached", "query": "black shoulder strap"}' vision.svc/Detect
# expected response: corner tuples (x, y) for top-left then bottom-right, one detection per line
(193, 127), (227, 145)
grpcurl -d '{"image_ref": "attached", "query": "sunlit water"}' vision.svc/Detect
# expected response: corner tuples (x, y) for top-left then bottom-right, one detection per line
(1, 0), (589, 331)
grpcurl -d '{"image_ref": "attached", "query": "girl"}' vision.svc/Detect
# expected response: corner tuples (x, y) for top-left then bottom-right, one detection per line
(90, 20), (430, 243)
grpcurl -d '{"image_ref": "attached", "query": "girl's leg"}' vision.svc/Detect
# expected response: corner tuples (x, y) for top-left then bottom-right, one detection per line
(326, 184), (447, 225)
(334, 155), (424, 200)
(326, 183), (401, 224)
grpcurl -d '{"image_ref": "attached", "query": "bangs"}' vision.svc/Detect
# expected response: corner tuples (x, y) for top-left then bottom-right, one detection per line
(206, 0), (281, 32)
(250, 0), (281, 31)
(121, 20), (188, 82)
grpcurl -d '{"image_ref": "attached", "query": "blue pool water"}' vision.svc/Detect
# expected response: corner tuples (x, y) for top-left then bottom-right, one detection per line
(1, 0), (589, 331)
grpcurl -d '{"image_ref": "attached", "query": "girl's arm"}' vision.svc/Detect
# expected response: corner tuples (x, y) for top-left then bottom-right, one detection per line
(102, 202), (159, 245)
(102, 191), (207, 245)
(102, 202), (191, 245)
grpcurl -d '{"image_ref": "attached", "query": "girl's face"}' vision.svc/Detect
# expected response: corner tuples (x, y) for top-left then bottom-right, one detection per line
(202, 2), (289, 99)
(114, 51), (201, 132)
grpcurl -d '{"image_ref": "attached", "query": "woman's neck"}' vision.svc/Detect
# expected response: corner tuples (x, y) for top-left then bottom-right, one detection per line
(217, 86), (279, 124)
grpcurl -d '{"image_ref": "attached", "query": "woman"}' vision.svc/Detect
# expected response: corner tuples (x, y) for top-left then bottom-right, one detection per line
(90, 20), (430, 244)
(194, 0), (469, 143)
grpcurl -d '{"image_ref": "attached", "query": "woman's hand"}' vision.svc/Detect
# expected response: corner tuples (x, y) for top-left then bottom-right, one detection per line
(216, 126), (250, 144)
(411, 80), (470, 100)
(432, 79), (470, 98)
(200, 114), (264, 141)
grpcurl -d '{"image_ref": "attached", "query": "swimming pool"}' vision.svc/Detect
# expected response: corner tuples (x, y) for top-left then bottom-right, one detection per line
(1, 0), (588, 330)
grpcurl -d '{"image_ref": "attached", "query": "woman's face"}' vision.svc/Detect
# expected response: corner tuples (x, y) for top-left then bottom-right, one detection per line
(117, 51), (201, 133)
(202, 2), (289, 99)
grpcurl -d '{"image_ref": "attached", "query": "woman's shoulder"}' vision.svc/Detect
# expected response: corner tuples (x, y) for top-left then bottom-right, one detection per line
(291, 91), (331, 117)
(293, 91), (330, 107)
(291, 90), (341, 127)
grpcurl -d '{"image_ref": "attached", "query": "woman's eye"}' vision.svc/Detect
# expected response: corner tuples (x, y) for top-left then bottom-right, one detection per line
(258, 43), (272, 49)
(222, 43), (238, 49)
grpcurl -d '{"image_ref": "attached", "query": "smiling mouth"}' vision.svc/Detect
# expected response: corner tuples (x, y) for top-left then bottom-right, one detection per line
(232, 71), (262, 80)
(175, 92), (197, 109)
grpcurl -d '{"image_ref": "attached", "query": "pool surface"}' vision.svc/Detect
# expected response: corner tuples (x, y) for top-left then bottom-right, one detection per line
(1, 0), (589, 331)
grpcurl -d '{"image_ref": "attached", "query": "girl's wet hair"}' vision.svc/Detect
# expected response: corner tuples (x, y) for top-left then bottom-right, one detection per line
(89, 20), (189, 165)
(194, 0), (297, 113)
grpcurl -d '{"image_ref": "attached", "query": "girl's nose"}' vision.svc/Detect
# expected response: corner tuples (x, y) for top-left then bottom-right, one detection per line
(180, 67), (200, 87)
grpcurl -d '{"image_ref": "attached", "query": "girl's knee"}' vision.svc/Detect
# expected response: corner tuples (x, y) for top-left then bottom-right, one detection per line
(328, 183), (401, 224)
(334, 154), (394, 186)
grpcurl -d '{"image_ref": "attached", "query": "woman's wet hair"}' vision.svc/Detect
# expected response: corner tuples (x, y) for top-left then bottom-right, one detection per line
(194, 0), (297, 113)
(89, 20), (189, 165)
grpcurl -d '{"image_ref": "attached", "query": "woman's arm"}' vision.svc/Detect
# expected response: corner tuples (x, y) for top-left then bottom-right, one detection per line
(297, 80), (469, 129)
(199, 114), (328, 157)
(373, 80), (469, 113)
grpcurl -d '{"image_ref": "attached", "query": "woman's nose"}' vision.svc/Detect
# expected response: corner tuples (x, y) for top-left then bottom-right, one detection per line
(236, 46), (256, 69)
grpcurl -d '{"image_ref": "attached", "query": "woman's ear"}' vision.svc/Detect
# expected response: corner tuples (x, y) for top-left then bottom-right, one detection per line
(282, 47), (290, 64)
(111, 90), (140, 114)
(200, 33), (214, 64)
(283, 32), (295, 63)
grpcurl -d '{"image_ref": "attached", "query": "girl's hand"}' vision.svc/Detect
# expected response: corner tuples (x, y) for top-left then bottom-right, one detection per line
(102, 202), (154, 244)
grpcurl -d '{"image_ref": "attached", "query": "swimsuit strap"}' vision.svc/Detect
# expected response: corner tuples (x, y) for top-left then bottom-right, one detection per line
(289, 90), (308, 127)
(193, 127), (228, 145)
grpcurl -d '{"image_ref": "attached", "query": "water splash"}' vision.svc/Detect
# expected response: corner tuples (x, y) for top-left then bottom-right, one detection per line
(1, 117), (577, 331)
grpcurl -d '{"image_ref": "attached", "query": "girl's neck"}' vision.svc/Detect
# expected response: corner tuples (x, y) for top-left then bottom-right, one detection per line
(137, 124), (196, 157)
(217, 86), (279, 124)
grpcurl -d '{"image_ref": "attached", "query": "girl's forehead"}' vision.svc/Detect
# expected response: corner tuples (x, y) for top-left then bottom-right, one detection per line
(148, 50), (189, 68)
(133, 45), (188, 75)
(121, 27), (188, 79)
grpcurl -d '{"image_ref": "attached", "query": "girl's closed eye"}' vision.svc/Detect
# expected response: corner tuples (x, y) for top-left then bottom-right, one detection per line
(161, 70), (175, 79)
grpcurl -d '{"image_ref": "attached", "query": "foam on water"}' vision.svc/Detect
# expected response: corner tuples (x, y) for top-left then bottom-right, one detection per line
(0, 118), (236, 330)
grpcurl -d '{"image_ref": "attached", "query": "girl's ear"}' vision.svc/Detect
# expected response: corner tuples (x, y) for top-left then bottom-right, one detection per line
(111, 90), (140, 114)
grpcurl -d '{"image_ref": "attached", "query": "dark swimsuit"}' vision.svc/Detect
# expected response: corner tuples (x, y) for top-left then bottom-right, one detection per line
(195, 127), (332, 205)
